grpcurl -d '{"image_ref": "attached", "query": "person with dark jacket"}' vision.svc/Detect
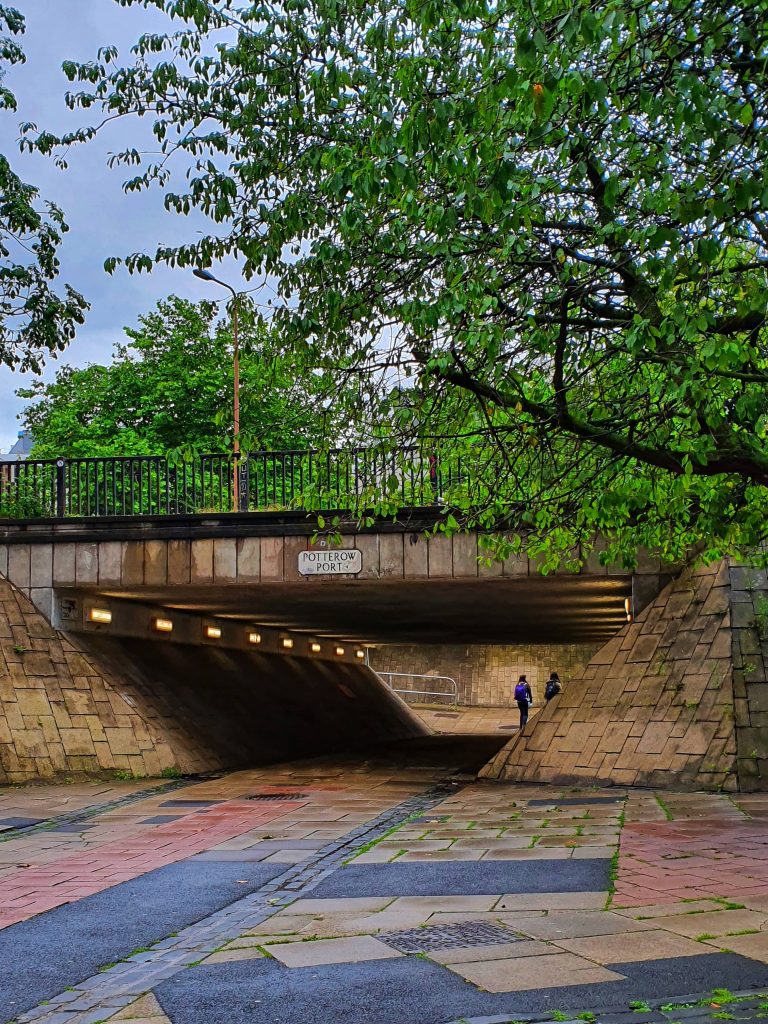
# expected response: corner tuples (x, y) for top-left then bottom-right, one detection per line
(544, 672), (562, 703)
(514, 674), (533, 730)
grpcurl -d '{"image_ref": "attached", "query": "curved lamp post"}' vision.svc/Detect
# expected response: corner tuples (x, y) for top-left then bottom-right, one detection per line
(193, 269), (241, 512)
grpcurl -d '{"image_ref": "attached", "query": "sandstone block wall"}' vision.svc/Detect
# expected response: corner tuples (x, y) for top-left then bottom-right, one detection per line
(481, 561), (742, 790)
(0, 578), (179, 782)
(0, 577), (424, 784)
(0, 527), (672, 594)
(370, 643), (600, 706)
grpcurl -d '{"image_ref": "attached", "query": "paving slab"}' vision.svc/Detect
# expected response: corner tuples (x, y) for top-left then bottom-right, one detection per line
(496, 892), (606, 911)
(654, 909), (768, 938)
(278, 897), (395, 915)
(513, 911), (656, 940)
(429, 940), (551, 964)
(308, 859), (610, 898)
(202, 947), (266, 964)
(614, 900), (726, 919)
(703, 933), (768, 961)
(266, 934), (403, 967)
(554, 929), (719, 963)
(448, 951), (626, 992)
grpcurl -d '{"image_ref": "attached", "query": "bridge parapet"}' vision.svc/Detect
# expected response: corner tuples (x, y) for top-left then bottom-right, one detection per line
(0, 448), (453, 518)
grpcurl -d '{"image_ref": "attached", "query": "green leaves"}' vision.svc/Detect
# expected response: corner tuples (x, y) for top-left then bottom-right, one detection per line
(0, 9), (88, 369)
(19, 297), (351, 459)
(23, 0), (768, 566)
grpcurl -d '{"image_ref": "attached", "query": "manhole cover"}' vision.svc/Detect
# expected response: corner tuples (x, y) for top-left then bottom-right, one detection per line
(377, 922), (521, 953)
(246, 794), (310, 801)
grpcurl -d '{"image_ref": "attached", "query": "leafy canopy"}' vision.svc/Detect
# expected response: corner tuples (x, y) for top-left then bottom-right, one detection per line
(32, 0), (768, 566)
(0, 5), (87, 370)
(19, 297), (345, 458)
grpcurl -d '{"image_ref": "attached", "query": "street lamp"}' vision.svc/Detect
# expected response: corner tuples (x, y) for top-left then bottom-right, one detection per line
(193, 268), (241, 512)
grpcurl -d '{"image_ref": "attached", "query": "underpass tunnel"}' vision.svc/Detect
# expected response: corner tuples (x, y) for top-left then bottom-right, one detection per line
(54, 575), (636, 776)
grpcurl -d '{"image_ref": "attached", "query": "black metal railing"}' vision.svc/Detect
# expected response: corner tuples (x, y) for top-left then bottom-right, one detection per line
(0, 448), (466, 520)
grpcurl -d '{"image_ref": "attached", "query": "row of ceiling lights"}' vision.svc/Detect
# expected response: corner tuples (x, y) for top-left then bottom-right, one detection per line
(86, 607), (365, 659)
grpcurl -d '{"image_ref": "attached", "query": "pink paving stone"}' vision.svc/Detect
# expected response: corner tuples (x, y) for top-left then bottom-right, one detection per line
(0, 798), (311, 929)
(616, 808), (768, 911)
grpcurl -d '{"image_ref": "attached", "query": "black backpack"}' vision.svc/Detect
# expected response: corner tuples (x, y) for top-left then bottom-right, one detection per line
(545, 679), (560, 700)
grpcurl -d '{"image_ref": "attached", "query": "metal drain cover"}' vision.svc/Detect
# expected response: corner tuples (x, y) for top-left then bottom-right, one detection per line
(377, 921), (521, 953)
(246, 793), (309, 801)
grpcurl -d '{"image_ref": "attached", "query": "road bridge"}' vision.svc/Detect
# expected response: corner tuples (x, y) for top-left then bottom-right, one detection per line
(1, 451), (764, 792)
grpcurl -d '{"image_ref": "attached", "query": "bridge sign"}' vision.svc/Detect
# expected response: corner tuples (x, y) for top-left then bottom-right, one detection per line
(298, 549), (362, 576)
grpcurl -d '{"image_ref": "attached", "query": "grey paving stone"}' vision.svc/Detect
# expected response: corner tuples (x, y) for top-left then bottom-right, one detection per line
(0, 816), (43, 828)
(309, 858), (611, 898)
(155, 953), (768, 1024)
(0, 860), (284, 1023)
(139, 815), (183, 824)
(160, 800), (224, 807)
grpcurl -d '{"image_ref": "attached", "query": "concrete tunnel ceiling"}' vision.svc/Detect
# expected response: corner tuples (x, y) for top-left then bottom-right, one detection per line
(88, 575), (633, 645)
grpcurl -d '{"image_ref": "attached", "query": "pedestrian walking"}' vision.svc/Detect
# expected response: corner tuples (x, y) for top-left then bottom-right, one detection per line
(544, 671), (562, 703)
(514, 674), (533, 731)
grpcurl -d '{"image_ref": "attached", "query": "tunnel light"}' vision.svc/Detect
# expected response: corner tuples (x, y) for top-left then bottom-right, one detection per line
(248, 631), (262, 645)
(87, 607), (112, 625)
(356, 649), (365, 660)
(153, 617), (174, 633)
(624, 597), (632, 622)
(281, 636), (295, 650)
(205, 625), (222, 640)
(335, 645), (345, 656)
(310, 642), (322, 653)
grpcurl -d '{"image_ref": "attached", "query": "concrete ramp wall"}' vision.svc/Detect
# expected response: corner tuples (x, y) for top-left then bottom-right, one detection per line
(0, 578), (426, 783)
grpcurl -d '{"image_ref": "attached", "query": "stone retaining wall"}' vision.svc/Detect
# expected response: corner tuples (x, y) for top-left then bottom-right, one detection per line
(0, 578), (424, 784)
(370, 643), (600, 706)
(481, 559), (768, 791)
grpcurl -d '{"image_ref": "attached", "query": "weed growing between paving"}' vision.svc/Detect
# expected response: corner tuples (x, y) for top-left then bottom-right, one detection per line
(654, 795), (674, 821)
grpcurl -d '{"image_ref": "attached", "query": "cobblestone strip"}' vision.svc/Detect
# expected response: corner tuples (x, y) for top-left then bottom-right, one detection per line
(0, 779), (191, 843)
(11, 782), (460, 1024)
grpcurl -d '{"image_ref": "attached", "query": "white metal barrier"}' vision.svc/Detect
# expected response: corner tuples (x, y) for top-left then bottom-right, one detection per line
(376, 671), (459, 706)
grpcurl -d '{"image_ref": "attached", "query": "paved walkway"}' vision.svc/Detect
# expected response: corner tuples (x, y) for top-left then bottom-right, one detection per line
(1, 742), (767, 1024)
(411, 702), (541, 734)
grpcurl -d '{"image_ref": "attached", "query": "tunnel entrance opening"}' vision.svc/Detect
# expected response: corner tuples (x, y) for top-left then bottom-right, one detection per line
(88, 574), (633, 645)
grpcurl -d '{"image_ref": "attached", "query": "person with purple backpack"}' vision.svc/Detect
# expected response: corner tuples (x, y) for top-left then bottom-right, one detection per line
(514, 674), (533, 731)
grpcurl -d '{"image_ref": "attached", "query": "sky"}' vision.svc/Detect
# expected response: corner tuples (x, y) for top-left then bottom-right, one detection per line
(0, 0), (261, 451)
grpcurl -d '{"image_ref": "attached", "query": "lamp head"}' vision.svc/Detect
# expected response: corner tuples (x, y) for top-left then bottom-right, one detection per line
(193, 268), (216, 282)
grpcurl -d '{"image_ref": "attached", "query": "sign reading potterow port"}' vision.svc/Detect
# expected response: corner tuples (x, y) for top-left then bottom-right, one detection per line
(298, 549), (362, 576)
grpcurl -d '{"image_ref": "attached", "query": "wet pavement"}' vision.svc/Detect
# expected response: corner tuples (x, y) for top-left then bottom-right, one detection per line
(1, 735), (767, 1024)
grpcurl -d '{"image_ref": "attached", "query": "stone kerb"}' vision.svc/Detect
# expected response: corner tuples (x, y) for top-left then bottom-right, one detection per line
(480, 560), (743, 791)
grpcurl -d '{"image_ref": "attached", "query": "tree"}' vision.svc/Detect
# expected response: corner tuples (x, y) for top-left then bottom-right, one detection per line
(32, 0), (768, 565)
(0, 5), (87, 370)
(19, 297), (345, 458)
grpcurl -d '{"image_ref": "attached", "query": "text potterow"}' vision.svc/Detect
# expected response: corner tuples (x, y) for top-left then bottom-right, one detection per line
(298, 550), (362, 576)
